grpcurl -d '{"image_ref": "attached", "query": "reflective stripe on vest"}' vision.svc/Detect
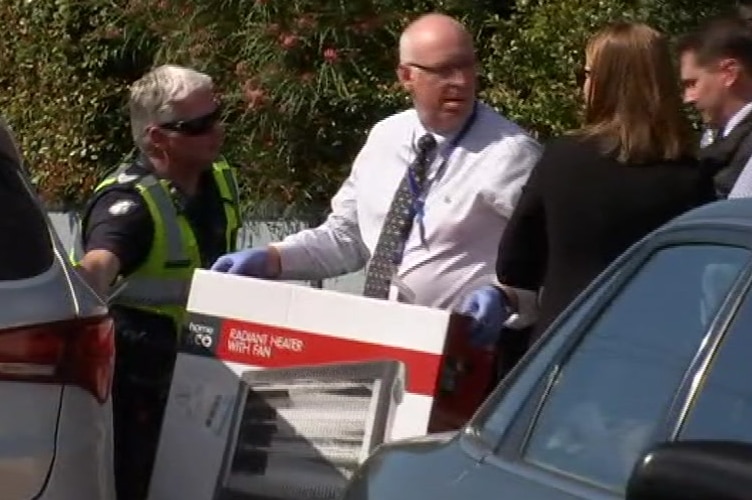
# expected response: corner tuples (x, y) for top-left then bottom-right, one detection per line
(71, 158), (241, 325)
(139, 174), (190, 266)
(215, 159), (240, 207)
(212, 158), (241, 252)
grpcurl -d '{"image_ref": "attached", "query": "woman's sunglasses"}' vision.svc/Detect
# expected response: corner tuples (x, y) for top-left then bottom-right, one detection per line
(159, 106), (223, 136)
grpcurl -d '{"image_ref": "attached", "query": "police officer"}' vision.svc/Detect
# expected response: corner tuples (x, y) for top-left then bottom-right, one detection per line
(72, 64), (241, 500)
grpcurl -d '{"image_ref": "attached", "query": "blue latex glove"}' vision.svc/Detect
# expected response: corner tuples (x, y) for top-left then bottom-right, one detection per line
(210, 248), (271, 277)
(459, 285), (511, 347)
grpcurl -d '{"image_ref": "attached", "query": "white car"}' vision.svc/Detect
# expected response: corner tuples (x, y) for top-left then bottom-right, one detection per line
(0, 118), (116, 499)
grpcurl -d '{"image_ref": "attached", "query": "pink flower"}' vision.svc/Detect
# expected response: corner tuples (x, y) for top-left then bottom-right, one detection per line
(279, 33), (299, 49)
(323, 48), (338, 63)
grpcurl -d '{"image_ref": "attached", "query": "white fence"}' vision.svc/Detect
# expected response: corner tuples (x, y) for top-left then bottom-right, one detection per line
(48, 212), (366, 295)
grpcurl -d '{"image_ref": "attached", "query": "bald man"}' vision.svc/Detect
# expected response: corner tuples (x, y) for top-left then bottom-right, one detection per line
(213, 13), (541, 331)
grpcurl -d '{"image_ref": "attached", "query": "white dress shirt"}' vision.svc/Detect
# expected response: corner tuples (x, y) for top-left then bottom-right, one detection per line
(272, 102), (542, 311)
(723, 102), (752, 198)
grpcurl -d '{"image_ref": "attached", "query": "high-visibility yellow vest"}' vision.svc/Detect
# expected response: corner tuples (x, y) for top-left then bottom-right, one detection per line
(71, 157), (241, 329)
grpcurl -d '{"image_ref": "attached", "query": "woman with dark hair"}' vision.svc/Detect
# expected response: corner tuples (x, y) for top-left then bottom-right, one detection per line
(461, 22), (715, 350)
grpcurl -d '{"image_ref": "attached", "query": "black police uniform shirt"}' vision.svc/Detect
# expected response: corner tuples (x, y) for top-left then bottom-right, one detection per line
(82, 156), (229, 276)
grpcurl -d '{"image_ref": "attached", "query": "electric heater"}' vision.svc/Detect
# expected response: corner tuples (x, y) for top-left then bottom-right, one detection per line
(213, 360), (406, 500)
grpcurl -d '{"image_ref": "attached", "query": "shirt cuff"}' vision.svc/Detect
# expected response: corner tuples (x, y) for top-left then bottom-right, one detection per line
(502, 286), (539, 330)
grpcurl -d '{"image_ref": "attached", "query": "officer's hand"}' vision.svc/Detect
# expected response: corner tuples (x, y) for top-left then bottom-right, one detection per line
(210, 248), (273, 277)
(458, 285), (512, 348)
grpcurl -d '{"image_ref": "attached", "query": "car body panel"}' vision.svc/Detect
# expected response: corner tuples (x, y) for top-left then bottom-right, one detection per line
(42, 386), (115, 500)
(0, 121), (114, 499)
(341, 199), (752, 500)
(344, 433), (587, 500)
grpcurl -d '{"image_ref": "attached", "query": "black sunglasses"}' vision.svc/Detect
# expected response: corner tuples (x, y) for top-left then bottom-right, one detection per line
(159, 106), (222, 136)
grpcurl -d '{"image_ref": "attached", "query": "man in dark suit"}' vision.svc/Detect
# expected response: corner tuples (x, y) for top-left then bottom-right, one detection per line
(679, 14), (752, 198)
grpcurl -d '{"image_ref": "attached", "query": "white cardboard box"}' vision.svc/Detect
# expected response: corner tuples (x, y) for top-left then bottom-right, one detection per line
(148, 270), (460, 500)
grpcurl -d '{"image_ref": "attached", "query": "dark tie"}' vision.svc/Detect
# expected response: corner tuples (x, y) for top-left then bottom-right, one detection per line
(363, 133), (438, 299)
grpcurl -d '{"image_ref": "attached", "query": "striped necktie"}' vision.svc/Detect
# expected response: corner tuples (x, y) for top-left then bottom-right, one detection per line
(363, 134), (437, 299)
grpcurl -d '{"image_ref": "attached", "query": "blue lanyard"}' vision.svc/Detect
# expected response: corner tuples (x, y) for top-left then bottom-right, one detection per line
(391, 102), (479, 267)
(406, 101), (479, 229)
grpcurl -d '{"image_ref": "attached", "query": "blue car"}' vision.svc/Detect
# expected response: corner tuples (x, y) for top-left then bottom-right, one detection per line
(342, 198), (752, 500)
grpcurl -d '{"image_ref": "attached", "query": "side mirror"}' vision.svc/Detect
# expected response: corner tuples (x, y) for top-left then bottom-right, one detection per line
(626, 440), (752, 500)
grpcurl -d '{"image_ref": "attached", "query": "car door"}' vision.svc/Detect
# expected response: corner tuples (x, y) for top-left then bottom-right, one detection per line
(0, 123), (111, 499)
(674, 266), (752, 444)
(456, 226), (752, 500)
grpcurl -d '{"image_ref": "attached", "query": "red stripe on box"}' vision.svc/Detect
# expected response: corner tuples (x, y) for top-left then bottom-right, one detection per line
(216, 318), (442, 396)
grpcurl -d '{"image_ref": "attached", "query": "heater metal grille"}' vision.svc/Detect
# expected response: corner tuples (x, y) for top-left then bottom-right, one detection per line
(214, 360), (405, 500)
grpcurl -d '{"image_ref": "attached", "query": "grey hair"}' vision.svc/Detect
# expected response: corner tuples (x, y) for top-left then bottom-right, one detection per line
(129, 64), (214, 151)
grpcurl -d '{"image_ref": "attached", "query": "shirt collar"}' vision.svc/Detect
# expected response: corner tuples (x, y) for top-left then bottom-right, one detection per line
(723, 101), (752, 137)
(412, 103), (478, 151)
(413, 117), (449, 151)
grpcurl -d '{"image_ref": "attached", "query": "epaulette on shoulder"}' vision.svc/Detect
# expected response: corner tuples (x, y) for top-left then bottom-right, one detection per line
(103, 162), (146, 187)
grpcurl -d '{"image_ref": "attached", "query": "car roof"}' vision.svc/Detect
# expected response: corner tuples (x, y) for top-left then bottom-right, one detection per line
(668, 198), (752, 230)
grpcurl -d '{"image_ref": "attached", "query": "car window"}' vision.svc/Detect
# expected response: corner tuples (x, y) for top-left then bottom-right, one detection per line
(680, 282), (752, 443)
(479, 268), (623, 443)
(521, 244), (749, 492)
(0, 151), (54, 280)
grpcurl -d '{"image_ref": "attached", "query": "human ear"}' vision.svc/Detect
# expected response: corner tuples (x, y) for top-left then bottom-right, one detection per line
(397, 64), (414, 93)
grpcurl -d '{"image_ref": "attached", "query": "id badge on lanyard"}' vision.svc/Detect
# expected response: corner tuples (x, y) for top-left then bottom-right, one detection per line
(405, 101), (478, 247)
(391, 102), (479, 304)
(388, 275), (417, 304)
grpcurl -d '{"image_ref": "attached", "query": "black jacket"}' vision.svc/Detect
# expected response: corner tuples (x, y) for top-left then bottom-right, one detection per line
(699, 109), (752, 198)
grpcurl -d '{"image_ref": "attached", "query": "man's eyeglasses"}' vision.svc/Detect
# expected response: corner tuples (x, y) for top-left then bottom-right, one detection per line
(406, 59), (475, 80)
(159, 106), (222, 136)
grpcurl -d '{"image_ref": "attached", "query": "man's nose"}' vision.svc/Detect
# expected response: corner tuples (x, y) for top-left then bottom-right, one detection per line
(683, 88), (696, 105)
(447, 67), (472, 86)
